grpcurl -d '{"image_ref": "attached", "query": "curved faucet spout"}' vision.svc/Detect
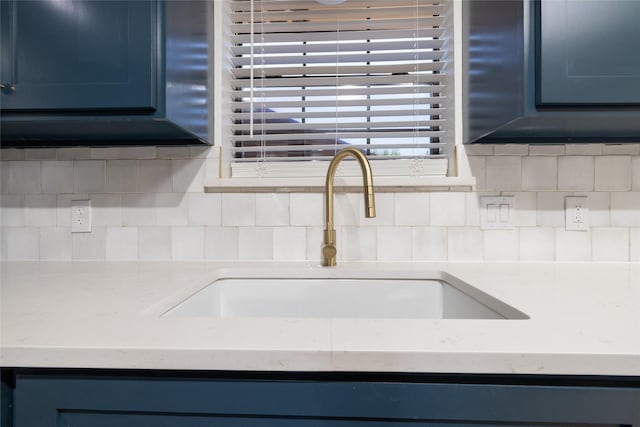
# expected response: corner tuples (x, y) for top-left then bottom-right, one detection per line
(323, 147), (376, 266)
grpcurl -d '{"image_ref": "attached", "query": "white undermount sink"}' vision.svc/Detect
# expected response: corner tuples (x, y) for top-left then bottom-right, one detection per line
(162, 270), (528, 320)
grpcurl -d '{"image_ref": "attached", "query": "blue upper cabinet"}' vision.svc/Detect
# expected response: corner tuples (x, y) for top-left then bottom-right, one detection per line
(1, 1), (155, 111)
(538, 0), (640, 106)
(463, 0), (640, 143)
(0, 0), (210, 146)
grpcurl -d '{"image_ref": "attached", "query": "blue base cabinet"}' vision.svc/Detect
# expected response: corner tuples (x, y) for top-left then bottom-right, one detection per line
(6, 371), (640, 427)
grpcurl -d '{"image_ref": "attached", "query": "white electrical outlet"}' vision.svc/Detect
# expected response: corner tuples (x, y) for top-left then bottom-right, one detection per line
(480, 196), (514, 230)
(565, 196), (589, 231)
(71, 200), (92, 233)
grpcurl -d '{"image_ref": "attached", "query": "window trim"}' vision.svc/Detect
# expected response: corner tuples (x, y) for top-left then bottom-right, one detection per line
(208, 0), (469, 191)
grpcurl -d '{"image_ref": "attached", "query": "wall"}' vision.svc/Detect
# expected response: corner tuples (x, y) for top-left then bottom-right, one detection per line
(1, 143), (639, 262)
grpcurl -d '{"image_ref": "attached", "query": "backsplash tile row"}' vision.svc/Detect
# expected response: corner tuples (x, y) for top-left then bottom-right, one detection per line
(1, 145), (640, 262)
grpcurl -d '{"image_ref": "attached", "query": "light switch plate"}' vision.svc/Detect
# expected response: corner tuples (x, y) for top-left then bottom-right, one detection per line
(480, 196), (514, 230)
(71, 200), (92, 233)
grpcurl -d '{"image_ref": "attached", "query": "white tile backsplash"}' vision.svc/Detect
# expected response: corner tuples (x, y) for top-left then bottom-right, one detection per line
(486, 156), (521, 191)
(558, 156), (594, 191)
(41, 161), (74, 194)
(522, 157), (557, 191)
(595, 156), (632, 191)
(3, 145), (640, 262)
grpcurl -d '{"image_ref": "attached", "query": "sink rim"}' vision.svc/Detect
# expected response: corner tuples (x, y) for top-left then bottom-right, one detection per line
(151, 268), (529, 320)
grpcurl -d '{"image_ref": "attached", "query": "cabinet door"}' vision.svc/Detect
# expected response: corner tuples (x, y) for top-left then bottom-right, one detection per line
(538, 0), (640, 105)
(0, 0), (155, 112)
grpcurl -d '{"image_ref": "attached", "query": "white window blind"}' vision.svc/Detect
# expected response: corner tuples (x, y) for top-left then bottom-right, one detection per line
(226, 0), (452, 178)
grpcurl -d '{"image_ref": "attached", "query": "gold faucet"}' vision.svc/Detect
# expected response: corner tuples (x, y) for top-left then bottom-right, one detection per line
(322, 147), (376, 266)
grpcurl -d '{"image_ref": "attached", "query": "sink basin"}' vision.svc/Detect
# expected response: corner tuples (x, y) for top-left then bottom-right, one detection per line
(163, 271), (528, 320)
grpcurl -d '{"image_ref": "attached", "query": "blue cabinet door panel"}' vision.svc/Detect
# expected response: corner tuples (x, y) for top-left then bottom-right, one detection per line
(538, 0), (640, 105)
(14, 375), (640, 427)
(0, 0), (155, 111)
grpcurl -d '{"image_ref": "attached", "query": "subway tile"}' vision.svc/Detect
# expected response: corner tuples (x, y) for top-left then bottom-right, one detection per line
(631, 228), (640, 262)
(171, 227), (205, 260)
(591, 228), (629, 262)
(156, 193), (189, 226)
(74, 161), (105, 194)
(529, 145), (565, 156)
(24, 194), (57, 227)
(342, 226), (377, 261)
(447, 227), (483, 261)
(595, 156), (632, 191)
(555, 229), (591, 262)
(172, 158), (205, 192)
(494, 144), (528, 156)
(465, 193), (481, 226)
(0, 194), (24, 226)
(139, 159), (172, 193)
(522, 157), (557, 191)
(581, 192), (610, 227)
(565, 144), (603, 156)
(273, 227), (307, 261)
(189, 193), (222, 226)
(221, 193), (256, 226)
(430, 192), (465, 226)
(519, 227), (555, 261)
(24, 148), (57, 160)
(41, 161), (74, 194)
(138, 227), (172, 260)
(603, 144), (640, 155)
(91, 147), (155, 160)
(1, 161), (8, 194)
(56, 147), (91, 160)
(610, 192), (640, 226)
(9, 161), (41, 194)
(40, 227), (72, 260)
(91, 194), (122, 226)
(106, 227), (139, 260)
(633, 157), (640, 191)
(395, 193), (429, 226)
(463, 144), (495, 156)
(412, 227), (447, 261)
(558, 156), (594, 191)
(6, 227), (39, 260)
(205, 226), (239, 260)
(239, 227), (273, 260)
(106, 160), (139, 193)
(157, 146), (190, 159)
(290, 193), (322, 226)
(0, 149), (25, 161)
(122, 193), (156, 226)
(536, 192), (571, 227)
(486, 156), (521, 191)
(377, 226), (411, 261)
(334, 193), (360, 226)
(503, 192), (537, 226)
(306, 227), (323, 262)
(256, 193), (289, 226)
(483, 229), (519, 261)
(72, 227), (106, 260)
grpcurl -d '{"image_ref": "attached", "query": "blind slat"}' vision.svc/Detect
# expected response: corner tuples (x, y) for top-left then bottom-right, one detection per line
(227, 0), (452, 169)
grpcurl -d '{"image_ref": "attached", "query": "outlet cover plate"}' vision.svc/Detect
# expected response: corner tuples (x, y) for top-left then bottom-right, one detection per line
(71, 199), (92, 233)
(565, 196), (589, 231)
(480, 196), (514, 230)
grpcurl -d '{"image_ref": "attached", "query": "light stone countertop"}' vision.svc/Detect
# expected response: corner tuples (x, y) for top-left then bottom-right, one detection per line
(1, 261), (639, 376)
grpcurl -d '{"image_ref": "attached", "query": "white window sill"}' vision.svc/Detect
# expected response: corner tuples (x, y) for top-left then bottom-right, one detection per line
(204, 176), (475, 193)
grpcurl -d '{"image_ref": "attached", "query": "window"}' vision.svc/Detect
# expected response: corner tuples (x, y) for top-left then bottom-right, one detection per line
(217, 0), (454, 180)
